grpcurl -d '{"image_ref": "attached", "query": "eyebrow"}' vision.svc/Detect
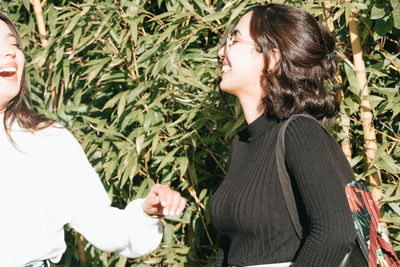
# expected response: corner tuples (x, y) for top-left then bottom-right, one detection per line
(231, 29), (242, 37)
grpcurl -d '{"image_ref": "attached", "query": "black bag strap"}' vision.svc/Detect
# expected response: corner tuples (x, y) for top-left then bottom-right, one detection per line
(276, 113), (323, 240)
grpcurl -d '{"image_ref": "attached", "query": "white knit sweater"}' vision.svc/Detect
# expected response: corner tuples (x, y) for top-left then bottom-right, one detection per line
(0, 114), (162, 267)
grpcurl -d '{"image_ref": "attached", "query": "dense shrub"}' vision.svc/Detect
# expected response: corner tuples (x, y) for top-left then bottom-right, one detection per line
(2, 0), (399, 266)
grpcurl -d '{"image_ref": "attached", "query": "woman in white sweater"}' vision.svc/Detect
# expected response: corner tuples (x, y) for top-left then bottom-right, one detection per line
(0, 12), (186, 267)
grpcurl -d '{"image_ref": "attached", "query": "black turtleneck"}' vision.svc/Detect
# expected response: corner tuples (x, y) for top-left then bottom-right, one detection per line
(210, 114), (356, 267)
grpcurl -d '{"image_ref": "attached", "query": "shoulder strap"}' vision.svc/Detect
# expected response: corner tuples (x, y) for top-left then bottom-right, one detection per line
(276, 113), (321, 240)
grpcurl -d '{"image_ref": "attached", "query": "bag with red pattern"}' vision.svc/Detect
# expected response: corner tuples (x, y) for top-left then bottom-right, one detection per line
(277, 113), (400, 267)
(345, 180), (399, 267)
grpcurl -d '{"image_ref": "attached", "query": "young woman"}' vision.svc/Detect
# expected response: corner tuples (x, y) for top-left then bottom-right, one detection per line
(210, 4), (356, 267)
(0, 12), (186, 267)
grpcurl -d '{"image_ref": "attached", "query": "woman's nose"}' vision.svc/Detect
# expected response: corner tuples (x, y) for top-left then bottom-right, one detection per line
(218, 45), (226, 60)
(1, 46), (16, 58)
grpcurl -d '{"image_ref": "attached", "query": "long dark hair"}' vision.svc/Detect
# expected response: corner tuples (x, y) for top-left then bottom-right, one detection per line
(0, 12), (52, 142)
(247, 4), (339, 124)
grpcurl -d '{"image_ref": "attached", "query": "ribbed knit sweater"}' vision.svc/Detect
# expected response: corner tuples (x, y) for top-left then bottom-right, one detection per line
(210, 113), (356, 267)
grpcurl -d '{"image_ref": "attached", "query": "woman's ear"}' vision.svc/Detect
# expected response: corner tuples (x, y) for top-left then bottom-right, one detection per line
(268, 48), (280, 72)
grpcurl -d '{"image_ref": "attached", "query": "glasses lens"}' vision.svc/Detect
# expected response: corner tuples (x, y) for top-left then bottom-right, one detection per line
(227, 35), (233, 47)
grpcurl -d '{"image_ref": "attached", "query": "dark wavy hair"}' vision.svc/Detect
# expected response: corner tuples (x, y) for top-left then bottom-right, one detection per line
(244, 4), (339, 124)
(0, 12), (52, 143)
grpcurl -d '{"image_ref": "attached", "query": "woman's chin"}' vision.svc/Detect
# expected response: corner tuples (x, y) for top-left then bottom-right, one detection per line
(0, 86), (19, 107)
(219, 81), (234, 94)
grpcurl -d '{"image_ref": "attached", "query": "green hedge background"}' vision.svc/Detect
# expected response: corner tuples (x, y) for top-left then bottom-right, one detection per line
(2, 0), (399, 266)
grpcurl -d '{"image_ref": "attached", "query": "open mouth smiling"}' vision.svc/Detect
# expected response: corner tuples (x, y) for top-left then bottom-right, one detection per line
(0, 67), (17, 78)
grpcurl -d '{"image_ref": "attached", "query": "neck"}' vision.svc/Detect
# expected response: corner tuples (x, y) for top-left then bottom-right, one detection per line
(238, 96), (264, 124)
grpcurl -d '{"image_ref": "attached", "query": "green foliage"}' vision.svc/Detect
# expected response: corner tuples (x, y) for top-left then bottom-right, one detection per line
(2, 0), (399, 266)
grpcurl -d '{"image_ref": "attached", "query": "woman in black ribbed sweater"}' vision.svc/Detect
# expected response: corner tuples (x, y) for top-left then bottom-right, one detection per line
(210, 3), (356, 267)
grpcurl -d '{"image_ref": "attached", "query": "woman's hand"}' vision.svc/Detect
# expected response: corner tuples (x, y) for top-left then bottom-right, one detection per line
(142, 184), (186, 218)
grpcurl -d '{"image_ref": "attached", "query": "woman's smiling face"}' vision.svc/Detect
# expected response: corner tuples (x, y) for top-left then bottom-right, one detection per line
(0, 19), (25, 113)
(218, 12), (265, 99)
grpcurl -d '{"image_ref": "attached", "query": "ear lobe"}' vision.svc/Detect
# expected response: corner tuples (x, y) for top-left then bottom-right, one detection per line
(268, 48), (280, 72)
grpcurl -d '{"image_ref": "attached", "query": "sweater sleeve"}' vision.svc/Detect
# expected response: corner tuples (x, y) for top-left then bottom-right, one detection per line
(59, 129), (162, 258)
(284, 117), (356, 267)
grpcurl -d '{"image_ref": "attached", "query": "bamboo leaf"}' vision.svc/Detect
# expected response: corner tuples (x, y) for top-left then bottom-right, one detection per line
(156, 147), (180, 173)
(392, 0), (400, 29)
(388, 203), (400, 217)
(115, 256), (127, 267)
(64, 13), (81, 35)
(227, 0), (250, 25)
(136, 135), (145, 155)
(163, 224), (174, 245)
(371, 5), (385, 19)
(178, 156), (189, 176)
(117, 91), (128, 119)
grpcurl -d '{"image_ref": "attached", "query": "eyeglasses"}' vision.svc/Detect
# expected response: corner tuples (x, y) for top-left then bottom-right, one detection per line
(225, 34), (258, 48)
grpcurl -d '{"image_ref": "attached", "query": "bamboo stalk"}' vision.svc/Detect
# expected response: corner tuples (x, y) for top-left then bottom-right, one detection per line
(30, 0), (48, 47)
(31, 0), (59, 112)
(77, 233), (86, 264)
(347, 3), (381, 204)
(324, 1), (352, 162)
